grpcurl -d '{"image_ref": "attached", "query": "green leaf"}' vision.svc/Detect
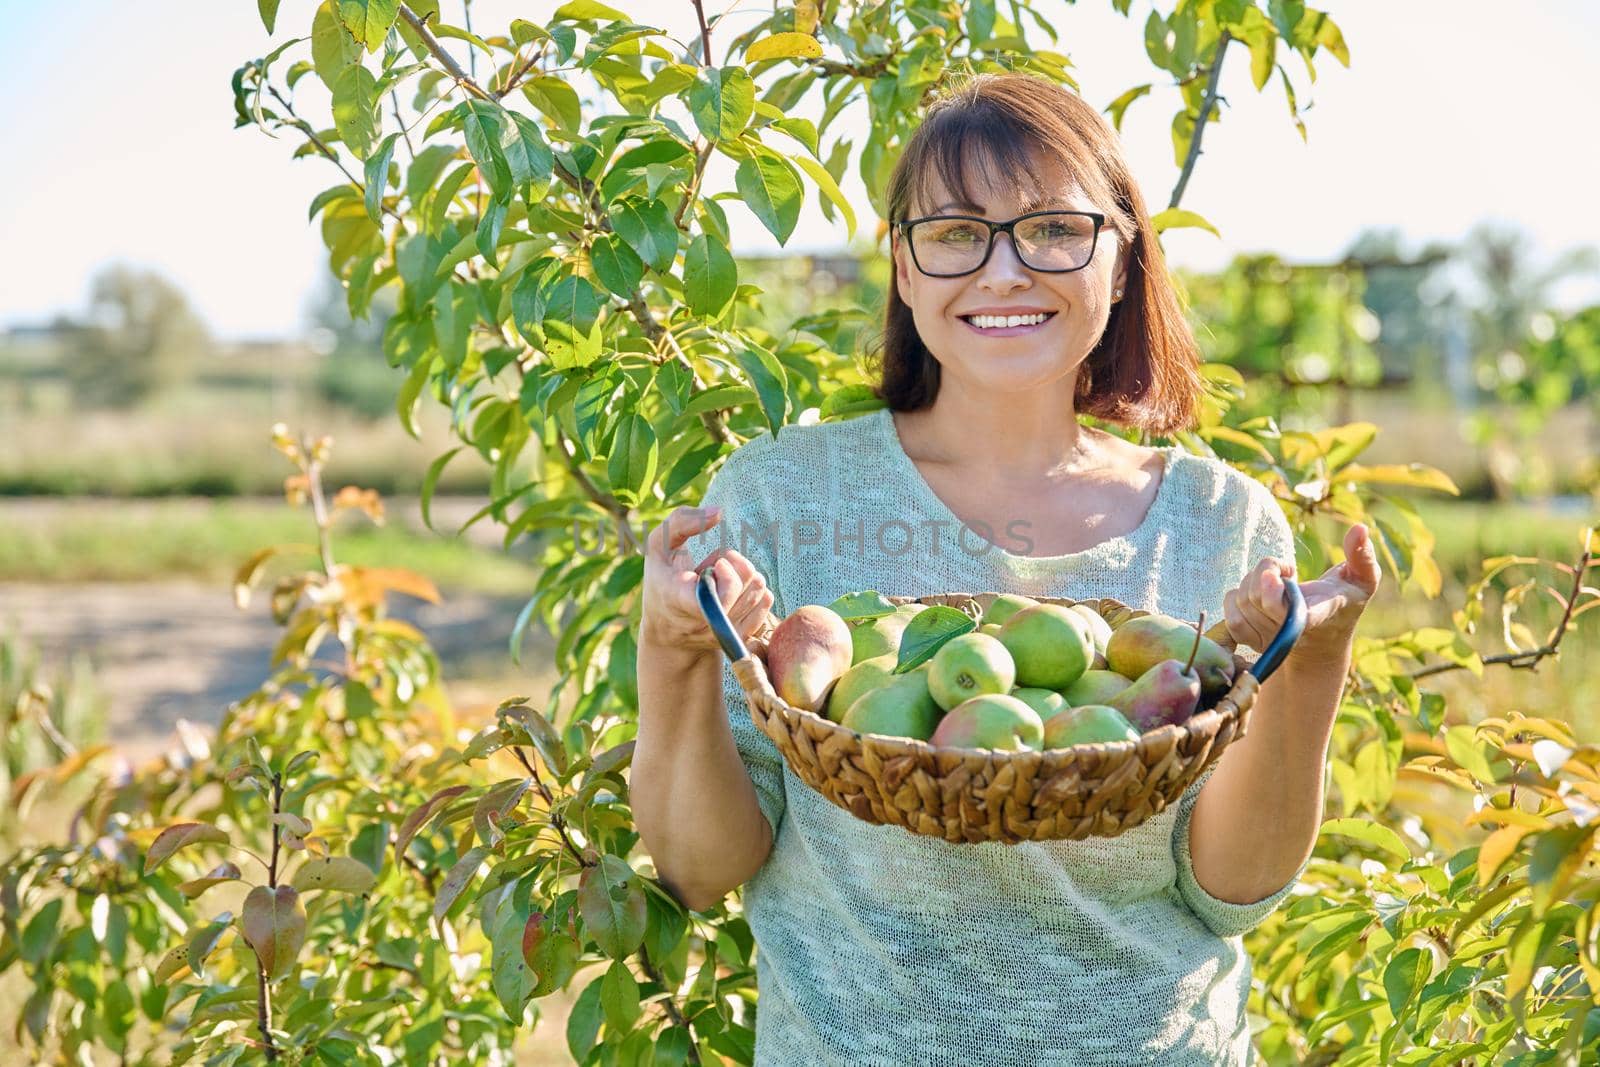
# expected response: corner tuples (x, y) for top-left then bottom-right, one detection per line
(609, 196), (678, 273)
(683, 233), (737, 318)
(363, 132), (399, 221)
(746, 32), (823, 62)
(600, 958), (641, 1030)
(687, 66), (755, 141)
(1445, 724), (1499, 783)
(332, 63), (380, 159)
(312, 2), (361, 91)
(503, 112), (555, 199)
(491, 897), (536, 1020)
(589, 233), (646, 297)
(894, 606), (976, 673)
(434, 846), (489, 921)
(554, 0), (628, 21)
(522, 76), (582, 132)
(522, 909), (580, 996)
(241, 885), (306, 979)
(730, 338), (789, 434)
(790, 152), (856, 239)
(336, 0), (398, 53)
(476, 195), (508, 263)
(1150, 207), (1220, 238)
(291, 856), (378, 894)
(420, 447), (464, 532)
(578, 855), (648, 959)
(566, 976), (605, 1061)
(828, 590), (897, 623)
(818, 384), (885, 421)
(459, 99), (512, 197)
(146, 822), (230, 873)
(606, 414), (659, 507)
(1320, 817), (1411, 860)
(1106, 83), (1151, 131)
(1383, 946), (1431, 1021)
(735, 150), (803, 244)
(258, 0), (282, 33)
(184, 914), (233, 983)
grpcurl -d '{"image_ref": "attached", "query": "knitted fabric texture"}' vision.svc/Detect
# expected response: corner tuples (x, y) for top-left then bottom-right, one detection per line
(683, 405), (1308, 1066)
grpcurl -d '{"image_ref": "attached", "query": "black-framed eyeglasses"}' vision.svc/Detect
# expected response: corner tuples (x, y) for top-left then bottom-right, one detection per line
(896, 210), (1108, 277)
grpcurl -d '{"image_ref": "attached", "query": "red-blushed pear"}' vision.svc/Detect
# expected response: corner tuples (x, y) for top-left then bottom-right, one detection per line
(1106, 613), (1209, 731)
(767, 605), (854, 715)
(1060, 669), (1131, 707)
(930, 693), (1044, 751)
(1105, 611), (1234, 699)
(996, 604), (1094, 690)
(840, 671), (942, 741)
(1042, 704), (1141, 748)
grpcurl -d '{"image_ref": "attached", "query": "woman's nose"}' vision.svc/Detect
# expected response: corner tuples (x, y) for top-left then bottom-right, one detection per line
(978, 231), (1031, 291)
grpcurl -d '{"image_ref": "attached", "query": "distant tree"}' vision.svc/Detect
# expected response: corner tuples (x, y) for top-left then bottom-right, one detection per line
(304, 268), (396, 419)
(1340, 227), (1454, 386)
(59, 264), (210, 409)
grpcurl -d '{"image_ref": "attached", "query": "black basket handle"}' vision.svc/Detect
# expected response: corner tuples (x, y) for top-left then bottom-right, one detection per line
(696, 568), (749, 663)
(1248, 578), (1307, 683)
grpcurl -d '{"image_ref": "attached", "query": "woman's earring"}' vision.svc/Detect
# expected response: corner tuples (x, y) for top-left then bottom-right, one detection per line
(1113, 287), (1124, 301)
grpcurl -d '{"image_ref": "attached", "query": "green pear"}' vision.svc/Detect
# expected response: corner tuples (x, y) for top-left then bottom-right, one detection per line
(996, 604), (1093, 691)
(1106, 613), (1235, 699)
(930, 693), (1044, 751)
(849, 609), (914, 665)
(981, 593), (1037, 628)
(979, 622), (1003, 637)
(840, 672), (942, 741)
(826, 654), (897, 723)
(927, 633), (1015, 712)
(1042, 704), (1141, 748)
(1011, 686), (1069, 722)
(767, 605), (854, 714)
(1060, 669), (1132, 707)
(1067, 604), (1113, 668)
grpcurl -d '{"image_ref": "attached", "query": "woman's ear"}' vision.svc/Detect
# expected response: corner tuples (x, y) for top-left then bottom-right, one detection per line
(893, 233), (914, 294)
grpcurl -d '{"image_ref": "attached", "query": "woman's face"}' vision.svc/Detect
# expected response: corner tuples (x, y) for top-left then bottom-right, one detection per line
(891, 152), (1128, 398)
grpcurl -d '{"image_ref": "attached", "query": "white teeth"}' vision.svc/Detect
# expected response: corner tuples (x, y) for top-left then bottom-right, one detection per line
(967, 313), (1049, 330)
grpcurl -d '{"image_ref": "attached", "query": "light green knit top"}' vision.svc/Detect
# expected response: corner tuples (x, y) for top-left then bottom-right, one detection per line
(683, 405), (1307, 1066)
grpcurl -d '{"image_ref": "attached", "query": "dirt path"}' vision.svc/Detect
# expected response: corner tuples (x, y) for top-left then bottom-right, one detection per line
(0, 579), (560, 761)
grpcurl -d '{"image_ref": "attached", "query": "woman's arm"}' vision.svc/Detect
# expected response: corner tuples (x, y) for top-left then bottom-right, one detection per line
(1189, 521), (1382, 904)
(633, 630), (776, 913)
(1185, 634), (1352, 903)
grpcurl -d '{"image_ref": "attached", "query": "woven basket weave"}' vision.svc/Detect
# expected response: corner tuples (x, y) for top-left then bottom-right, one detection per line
(723, 591), (1274, 845)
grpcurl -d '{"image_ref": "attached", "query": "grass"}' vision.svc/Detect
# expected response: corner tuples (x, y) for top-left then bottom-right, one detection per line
(0, 497), (537, 593)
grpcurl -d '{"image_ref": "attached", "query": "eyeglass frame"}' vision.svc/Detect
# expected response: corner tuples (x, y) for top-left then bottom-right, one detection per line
(895, 209), (1110, 278)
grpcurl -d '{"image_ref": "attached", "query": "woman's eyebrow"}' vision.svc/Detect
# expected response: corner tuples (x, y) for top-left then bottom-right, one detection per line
(931, 195), (1075, 214)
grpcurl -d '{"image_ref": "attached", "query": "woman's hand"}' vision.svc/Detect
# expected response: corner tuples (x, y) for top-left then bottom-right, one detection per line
(640, 504), (776, 658)
(1223, 522), (1383, 657)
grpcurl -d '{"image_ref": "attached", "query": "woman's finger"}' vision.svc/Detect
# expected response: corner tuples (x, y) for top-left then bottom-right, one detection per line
(649, 505), (722, 562)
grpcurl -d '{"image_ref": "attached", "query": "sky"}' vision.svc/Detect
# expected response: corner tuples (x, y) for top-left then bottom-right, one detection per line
(1, 1), (1597, 340)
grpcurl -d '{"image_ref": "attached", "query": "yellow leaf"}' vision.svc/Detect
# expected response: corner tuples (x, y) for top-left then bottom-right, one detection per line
(1478, 825), (1531, 887)
(746, 31), (822, 62)
(1339, 463), (1460, 496)
(291, 856), (378, 894)
(145, 822), (230, 874)
(1150, 207), (1220, 237)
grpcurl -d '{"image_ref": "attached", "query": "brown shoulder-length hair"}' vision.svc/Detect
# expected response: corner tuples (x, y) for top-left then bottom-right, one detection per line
(867, 70), (1204, 436)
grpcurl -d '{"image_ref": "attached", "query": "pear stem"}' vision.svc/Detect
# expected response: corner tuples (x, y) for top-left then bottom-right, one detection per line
(1184, 612), (1207, 674)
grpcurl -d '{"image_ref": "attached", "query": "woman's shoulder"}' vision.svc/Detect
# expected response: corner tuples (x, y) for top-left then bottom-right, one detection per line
(715, 408), (887, 484)
(1163, 444), (1277, 518)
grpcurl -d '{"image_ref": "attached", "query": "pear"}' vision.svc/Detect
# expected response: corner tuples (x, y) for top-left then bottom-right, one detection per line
(1060, 669), (1131, 707)
(1106, 612), (1235, 699)
(981, 593), (1037, 628)
(849, 608), (916, 664)
(767, 605), (854, 714)
(1067, 604), (1113, 661)
(996, 604), (1094, 691)
(1106, 614), (1210, 731)
(841, 671), (942, 741)
(827, 654), (897, 723)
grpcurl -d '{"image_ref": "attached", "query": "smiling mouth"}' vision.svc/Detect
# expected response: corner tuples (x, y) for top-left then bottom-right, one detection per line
(958, 311), (1057, 333)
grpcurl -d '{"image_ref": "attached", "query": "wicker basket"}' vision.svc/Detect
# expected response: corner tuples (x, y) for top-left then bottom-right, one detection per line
(697, 579), (1305, 844)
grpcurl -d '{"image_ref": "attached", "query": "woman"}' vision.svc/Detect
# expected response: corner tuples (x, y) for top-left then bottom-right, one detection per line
(633, 72), (1381, 1066)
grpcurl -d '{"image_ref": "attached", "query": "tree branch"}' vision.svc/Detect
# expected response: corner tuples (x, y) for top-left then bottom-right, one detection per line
(398, 5), (492, 100)
(1168, 31), (1231, 211)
